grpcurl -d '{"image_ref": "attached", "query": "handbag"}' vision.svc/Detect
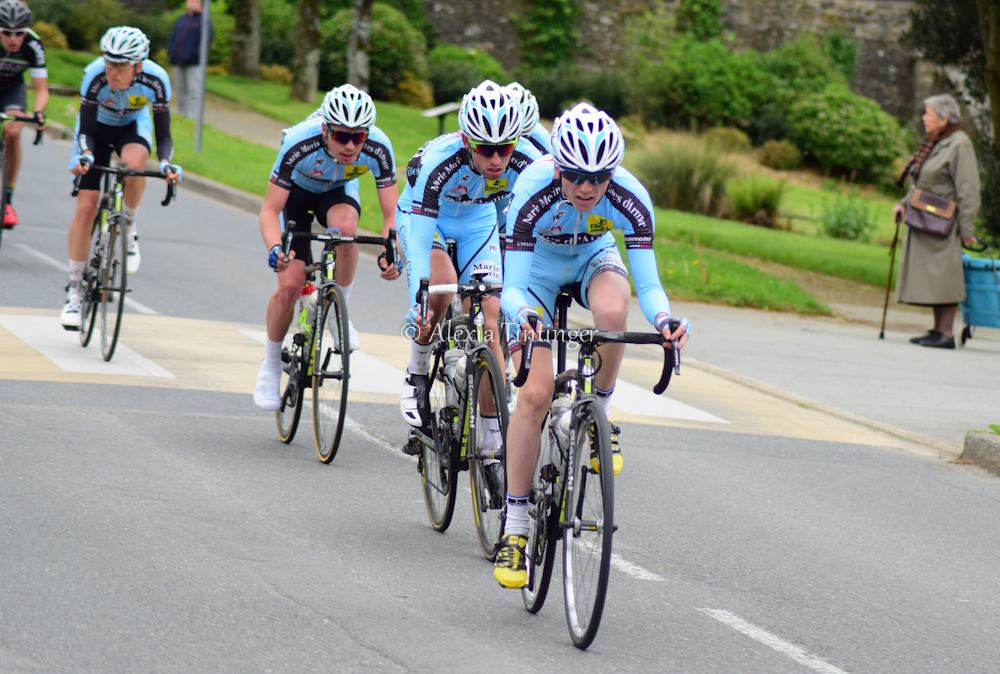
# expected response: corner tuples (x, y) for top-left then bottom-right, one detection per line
(904, 188), (957, 237)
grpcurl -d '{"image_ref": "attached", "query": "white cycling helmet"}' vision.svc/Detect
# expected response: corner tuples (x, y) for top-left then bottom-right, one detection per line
(550, 102), (625, 173)
(0, 0), (31, 30)
(459, 79), (522, 144)
(505, 82), (540, 136)
(100, 26), (150, 63)
(320, 83), (376, 128)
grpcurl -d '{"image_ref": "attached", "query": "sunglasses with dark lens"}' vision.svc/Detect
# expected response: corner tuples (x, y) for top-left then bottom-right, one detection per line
(329, 129), (368, 145)
(467, 138), (517, 158)
(560, 168), (615, 186)
(1, 30), (26, 38)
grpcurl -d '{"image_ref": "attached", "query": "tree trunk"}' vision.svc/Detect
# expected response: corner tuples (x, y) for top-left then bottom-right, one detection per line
(290, 0), (321, 102)
(229, 0), (260, 77)
(347, 0), (374, 92)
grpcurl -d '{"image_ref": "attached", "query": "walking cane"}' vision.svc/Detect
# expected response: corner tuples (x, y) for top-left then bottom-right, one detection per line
(879, 213), (902, 339)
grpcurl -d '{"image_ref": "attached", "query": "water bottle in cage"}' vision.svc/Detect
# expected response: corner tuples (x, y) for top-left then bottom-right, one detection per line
(442, 347), (464, 408)
(298, 282), (318, 333)
(549, 394), (573, 451)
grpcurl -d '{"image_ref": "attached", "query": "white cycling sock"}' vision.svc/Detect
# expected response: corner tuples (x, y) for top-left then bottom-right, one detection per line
(339, 282), (353, 304)
(68, 259), (85, 283)
(264, 338), (282, 367)
(595, 385), (614, 416)
(123, 204), (138, 229)
(505, 493), (529, 537)
(408, 340), (433, 375)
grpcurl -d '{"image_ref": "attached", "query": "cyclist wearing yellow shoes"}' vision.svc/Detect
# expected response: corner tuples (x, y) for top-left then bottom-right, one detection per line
(493, 103), (690, 588)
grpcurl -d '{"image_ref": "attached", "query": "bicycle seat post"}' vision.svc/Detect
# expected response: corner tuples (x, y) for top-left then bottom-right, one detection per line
(556, 288), (573, 373)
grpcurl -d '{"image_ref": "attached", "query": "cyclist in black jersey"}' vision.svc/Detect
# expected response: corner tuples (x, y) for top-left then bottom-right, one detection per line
(0, 0), (47, 229)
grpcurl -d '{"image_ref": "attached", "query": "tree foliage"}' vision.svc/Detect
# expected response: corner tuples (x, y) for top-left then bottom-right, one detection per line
(676, 0), (723, 41)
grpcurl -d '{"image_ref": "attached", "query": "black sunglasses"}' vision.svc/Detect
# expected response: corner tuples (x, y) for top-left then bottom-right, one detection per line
(560, 168), (614, 186)
(328, 129), (368, 145)
(1, 30), (26, 38)
(467, 138), (517, 158)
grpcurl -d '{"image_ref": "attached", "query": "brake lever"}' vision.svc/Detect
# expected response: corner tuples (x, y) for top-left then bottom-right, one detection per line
(512, 315), (538, 388)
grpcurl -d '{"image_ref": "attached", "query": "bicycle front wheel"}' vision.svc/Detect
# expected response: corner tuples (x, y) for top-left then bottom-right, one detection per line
(79, 223), (101, 346)
(522, 425), (558, 613)
(420, 345), (458, 531)
(468, 346), (509, 560)
(99, 221), (127, 361)
(312, 285), (349, 463)
(275, 336), (305, 444)
(562, 402), (614, 650)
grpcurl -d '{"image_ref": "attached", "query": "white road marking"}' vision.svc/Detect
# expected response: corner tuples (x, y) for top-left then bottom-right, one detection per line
(611, 378), (728, 424)
(15, 243), (160, 315)
(697, 608), (850, 674)
(0, 314), (174, 378)
(610, 554), (665, 582)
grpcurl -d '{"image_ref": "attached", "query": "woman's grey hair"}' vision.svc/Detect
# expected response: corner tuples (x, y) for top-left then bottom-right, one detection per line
(924, 94), (961, 124)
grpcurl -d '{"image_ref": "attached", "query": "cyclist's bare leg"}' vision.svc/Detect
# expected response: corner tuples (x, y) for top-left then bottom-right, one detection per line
(414, 248), (456, 345)
(265, 259), (306, 342)
(68, 191), (100, 261)
(3, 113), (23, 188)
(587, 270), (630, 394)
(120, 143), (149, 210)
(325, 202), (359, 288)
(505, 348), (554, 496)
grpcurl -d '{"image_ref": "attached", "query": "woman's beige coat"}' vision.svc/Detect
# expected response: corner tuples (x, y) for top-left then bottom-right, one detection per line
(897, 130), (981, 305)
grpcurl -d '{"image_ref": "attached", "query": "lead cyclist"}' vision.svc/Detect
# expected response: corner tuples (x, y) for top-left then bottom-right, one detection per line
(493, 102), (690, 589)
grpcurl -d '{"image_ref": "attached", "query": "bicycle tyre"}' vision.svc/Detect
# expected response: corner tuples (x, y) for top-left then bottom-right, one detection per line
(275, 337), (305, 444)
(312, 285), (349, 463)
(0, 145), (6, 251)
(420, 345), (458, 531)
(467, 346), (509, 561)
(522, 425), (559, 613)
(562, 402), (614, 650)
(79, 223), (101, 346)
(99, 220), (127, 361)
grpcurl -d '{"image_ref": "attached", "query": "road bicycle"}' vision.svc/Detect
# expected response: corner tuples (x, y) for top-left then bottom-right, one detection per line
(0, 111), (43, 253)
(71, 164), (176, 361)
(513, 288), (681, 649)
(276, 226), (397, 463)
(403, 265), (510, 561)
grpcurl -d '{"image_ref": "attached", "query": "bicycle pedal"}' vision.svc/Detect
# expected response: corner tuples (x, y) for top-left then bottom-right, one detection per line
(402, 435), (422, 457)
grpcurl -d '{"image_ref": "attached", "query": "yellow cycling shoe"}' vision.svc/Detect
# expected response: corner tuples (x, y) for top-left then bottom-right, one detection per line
(493, 533), (528, 589)
(590, 423), (623, 475)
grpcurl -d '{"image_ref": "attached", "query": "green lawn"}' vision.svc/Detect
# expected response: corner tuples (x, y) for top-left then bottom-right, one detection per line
(781, 183), (900, 245)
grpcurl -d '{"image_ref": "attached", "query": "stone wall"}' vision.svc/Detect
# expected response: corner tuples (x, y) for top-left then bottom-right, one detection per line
(423, 0), (925, 118)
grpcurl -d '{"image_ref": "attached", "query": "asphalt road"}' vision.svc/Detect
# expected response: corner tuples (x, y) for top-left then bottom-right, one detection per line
(2, 138), (1000, 673)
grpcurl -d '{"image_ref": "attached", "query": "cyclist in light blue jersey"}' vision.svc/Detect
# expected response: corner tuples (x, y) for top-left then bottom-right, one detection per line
(60, 26), (181, 330)
(397, 80), (542, 463)
(253, 84), (398, 411)
(493, 103), (690, 589)
(505, 82), (549, 155)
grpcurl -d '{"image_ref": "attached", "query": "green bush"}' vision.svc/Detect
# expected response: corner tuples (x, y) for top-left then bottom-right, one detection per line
(257, 0), (302, 69)
(388, 71), (434, 108)
(820, 191), (875, 241)
(759, 34), (846, 111)
(259, 63), (292, 85)
(628, 135), (736, 217)
(726, 175), (787, 227)
(514, 0), (578, 70)
(322, 3), (428, 100)
(33, 21), (68, 49)
(975, 131), (1000, 247)
(428, 44), (508, 104)
(788, 85), (904, 179)
(517, 65), (627, 119)
(758, 139), (802, 170)
(823, 30), (857, 80)
(676, 0), (723, 41)
(704, 126), (751, 153)
(626, 36), (770, 129)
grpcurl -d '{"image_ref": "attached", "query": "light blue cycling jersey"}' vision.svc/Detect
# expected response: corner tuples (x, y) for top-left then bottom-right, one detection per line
(522, 122), (550, 155)
(270, 117), (396, 194)
(398, 131), (542, 303)
(501, 156), (671, 329)
(79, 57), (170, 127)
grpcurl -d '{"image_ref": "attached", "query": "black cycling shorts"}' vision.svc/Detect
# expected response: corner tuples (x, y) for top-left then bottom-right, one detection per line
(283, 184), (361, 265)
(0, 81), (26, 113)
(76, 121), (152, 191)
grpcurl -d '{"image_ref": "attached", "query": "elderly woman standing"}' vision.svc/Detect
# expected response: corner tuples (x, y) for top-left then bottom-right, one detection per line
(892, 94), (981, 349)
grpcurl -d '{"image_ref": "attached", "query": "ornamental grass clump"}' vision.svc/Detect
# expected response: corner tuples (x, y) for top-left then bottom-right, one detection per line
(629, 135), (736, 217)
(725, 175), (787, 227)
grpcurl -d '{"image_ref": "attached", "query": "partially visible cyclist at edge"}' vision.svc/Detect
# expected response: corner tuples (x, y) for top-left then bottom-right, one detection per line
(253, 84), (398, 411)
(493, 103), (690, 588)
(397, 80), (542, 468)
(60, 26), (180, 330)
(0, 0), (48, 229)
(505, 82), (548, 155)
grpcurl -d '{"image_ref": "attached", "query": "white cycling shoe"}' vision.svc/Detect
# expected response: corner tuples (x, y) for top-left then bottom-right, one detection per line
(330, 318), (360, 352)
(400, 370), (428, 427)
(253, 360), (281, 411)
(60, 293), (82, 330)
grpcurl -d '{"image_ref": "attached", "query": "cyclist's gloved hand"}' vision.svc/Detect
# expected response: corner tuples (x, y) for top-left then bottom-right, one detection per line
(516, 306), (542, 340)
(33, 110), (46, 129)
(268, 244), (283, 272)
(79, 152), (94, 169)
(160, 160), (183, 182)
(655, 313), (690, 347)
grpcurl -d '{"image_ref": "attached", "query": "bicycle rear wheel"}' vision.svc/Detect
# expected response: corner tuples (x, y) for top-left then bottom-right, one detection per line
(312, 285), (349, 463)
(275, 336), (305, 444)
(0, 146), (7, 251)
(522, 426), (559, 613)
(420, 345), (458, 531)
(79, 224), (101, 346)
(562, 402), (614, 650)
(99, 221), (127, 361)
(468, 346), (509, 560)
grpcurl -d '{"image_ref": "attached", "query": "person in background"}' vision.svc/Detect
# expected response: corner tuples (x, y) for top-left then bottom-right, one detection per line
(892, 93), (980, 350)
(167, 0), (212, 118)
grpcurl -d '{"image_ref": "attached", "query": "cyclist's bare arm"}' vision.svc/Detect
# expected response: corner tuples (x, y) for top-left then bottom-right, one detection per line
(375, 182), (399, 279)
(259, 182), (291, 249)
